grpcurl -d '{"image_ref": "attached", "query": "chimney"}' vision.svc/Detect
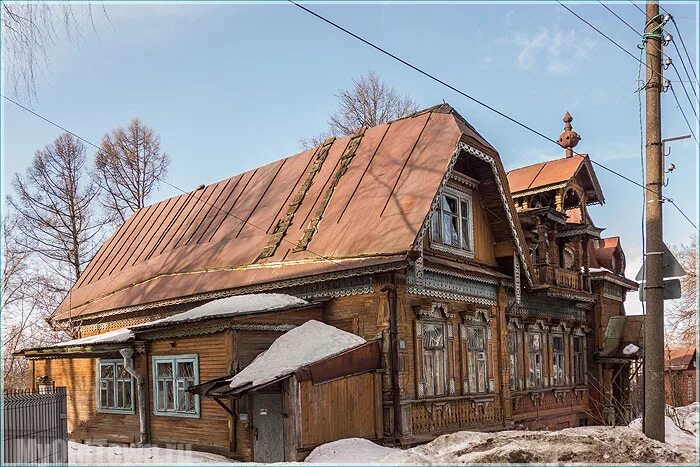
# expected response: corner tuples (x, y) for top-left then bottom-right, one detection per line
(557, 111), (581, 158)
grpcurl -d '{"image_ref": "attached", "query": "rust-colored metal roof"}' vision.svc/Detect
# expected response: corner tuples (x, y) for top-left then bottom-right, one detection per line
(665, 347), (696, 370)
(507, 155), (586, 193)
(53, 104), (525, 321)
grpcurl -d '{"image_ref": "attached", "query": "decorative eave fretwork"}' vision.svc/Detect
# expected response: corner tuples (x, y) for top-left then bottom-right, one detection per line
(449, 171), (480, 189)
(510, 294), (589, 322)
(556, 224), (604, 238)
(589, 271), (639, 291)
(407, 268), (499, 307)
(64, 259), (405, 324)
(517, 207), (569, 225)
(511, 182), (568, 200)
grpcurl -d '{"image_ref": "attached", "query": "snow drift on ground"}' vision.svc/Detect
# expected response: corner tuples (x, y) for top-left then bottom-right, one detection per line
(307, 426), (696, 465)
(229, 320), (365, 390)
(629, 413), (697, 452)
(305, 438), (395, 464)
(68, 441), (234, 465)
(674, 402), (699, 435)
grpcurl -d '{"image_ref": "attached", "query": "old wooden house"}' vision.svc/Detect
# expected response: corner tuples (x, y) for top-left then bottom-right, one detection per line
(19, 104), (639, 461)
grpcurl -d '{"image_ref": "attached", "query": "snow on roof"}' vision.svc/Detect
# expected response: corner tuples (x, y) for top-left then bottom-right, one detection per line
(47, 328), (134, 349)
(135, 293), (308, 329)
(228, 320), (365, 391)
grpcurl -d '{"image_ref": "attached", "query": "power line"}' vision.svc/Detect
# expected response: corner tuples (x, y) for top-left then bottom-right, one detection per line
(288, 0), (698, 232)
(629, 1), (645, 16)
(668, 36), (698, 97)
(0, 94), (360, 271)
(669, 63), (697, 117)
(599, 1), (642, 38)
(668, 83), (698, 142)
(661, 6), (698, 80)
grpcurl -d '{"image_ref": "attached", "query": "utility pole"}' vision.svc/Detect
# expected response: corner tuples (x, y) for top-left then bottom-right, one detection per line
(643, 0), (665, 443)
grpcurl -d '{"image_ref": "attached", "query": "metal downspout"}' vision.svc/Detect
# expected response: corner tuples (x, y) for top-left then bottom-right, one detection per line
(120, 347), (148, 445)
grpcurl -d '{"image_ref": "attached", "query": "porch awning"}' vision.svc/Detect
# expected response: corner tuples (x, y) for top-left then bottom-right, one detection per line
(598, 315), (644, 361)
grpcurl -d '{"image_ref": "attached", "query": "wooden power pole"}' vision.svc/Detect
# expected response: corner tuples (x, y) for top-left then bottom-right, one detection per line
(643, 0), (665, 443)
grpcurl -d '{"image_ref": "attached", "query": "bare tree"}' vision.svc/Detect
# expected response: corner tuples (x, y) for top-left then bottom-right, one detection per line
(2, 2), (103, 102)
(2, 216), (68, 389)
(7, 133), (104, 284)
(667, 238), (697, 346)
(94, 118), (170, 224)
(300, 71), (419, 148)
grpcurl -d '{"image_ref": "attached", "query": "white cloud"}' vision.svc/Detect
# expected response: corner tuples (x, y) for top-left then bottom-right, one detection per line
(514, 27), (595, 76)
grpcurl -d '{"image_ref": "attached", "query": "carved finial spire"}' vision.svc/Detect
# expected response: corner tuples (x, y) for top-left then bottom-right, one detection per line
(557, 111), (581, 158)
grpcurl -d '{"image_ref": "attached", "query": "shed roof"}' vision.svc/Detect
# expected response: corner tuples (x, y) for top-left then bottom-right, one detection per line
(227, 320), (366, 393)
(665, 347), (696, 371)
(51, 104), (531, 322)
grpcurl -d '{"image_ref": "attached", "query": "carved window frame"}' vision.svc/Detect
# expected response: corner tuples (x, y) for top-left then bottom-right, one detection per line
(572, 327), (587, 386)
(415, 303), (453, 399)
(507, 319), (525, 391)
(526, 322), (546, 389)
(462, 310), (493, 394)
(551, 332), (566, 387)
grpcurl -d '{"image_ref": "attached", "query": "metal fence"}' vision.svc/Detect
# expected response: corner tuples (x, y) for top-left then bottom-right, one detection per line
(3, 387), (68, 465)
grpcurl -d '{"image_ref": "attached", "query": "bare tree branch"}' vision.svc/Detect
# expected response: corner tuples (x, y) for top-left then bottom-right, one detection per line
(300, 71), (418, 149)
(93, 118), (170, 224)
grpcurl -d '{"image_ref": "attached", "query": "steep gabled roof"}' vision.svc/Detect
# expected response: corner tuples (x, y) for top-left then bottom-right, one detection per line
(51, 104), (531, 321)
(506, 154), (605, 204)
(665, 347), (696, 371)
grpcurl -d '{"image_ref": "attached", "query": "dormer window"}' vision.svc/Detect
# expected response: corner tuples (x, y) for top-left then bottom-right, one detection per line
(430, 188), (473, 256)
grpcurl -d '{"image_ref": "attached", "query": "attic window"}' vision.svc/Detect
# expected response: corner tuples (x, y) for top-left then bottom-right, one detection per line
(430, 188), (474, 256)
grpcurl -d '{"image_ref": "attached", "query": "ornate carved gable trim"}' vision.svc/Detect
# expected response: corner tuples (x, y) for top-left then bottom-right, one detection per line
(412, 141), (533, 288)
(407, 268), (499, 306)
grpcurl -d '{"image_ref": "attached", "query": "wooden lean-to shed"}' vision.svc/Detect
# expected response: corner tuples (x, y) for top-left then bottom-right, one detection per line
(190, 320), (383, 462)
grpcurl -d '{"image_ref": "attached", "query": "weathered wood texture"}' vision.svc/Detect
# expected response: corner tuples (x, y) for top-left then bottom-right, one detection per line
(148, 332), (230, 454)
(298, 373), (380, 448)
(32, 356), (141, 444)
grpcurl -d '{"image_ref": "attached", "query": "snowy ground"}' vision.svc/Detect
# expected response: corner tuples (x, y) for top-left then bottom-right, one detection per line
(68, 404), (699, 465)
(68, 441), (236, 465)
(306, 426), (697, 465)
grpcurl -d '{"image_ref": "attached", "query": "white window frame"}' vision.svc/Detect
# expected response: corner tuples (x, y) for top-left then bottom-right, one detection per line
(430, 187), (474, 257)
(96, 358), (135, 414)
(152, 354), (200, 418)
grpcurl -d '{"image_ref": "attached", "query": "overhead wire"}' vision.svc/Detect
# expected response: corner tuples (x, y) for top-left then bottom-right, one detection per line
(288, 0), (699, 232)
(4, 2), (698, 234)
(660, 4), (698, 80)
(668, 83), (697, 142)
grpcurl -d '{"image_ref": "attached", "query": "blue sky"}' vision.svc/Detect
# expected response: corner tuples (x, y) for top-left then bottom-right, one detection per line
(3, 1), (698, 315)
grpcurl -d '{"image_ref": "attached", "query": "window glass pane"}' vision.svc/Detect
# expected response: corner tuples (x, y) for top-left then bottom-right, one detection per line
(99, 381), (109, 408)
(157, 362), (173, 378)
(106, 380), (115, 407)
(116, 364), (131, 380)
(467, 327), (485, 350)
(431, 211), (441, 243)
(528, 333), (541, 351)
(553, 336), (564, 352)
(574, 336), (582, 353)
(100, 364), (114, 379)
(460, 200), (471, 250)
(442, 195), (457, 214)
(468, 353), (476, 393)
(434, 349), (445, 396)
(123, 382), (132, 409)
(423, 324), (444, 349)
(177, 380), (195, 412)
(423, 352), (435, 396)
(177, 361), (194, 378)
(477, 357), (486, 392)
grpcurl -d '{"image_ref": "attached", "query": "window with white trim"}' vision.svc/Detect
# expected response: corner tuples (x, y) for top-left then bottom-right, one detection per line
(97, 359), (134, 413)
(430, 188), (473, 254)
(551, 335), (565, 386)
(152, 355), (199, 417)
(422, 322), (448, 397)
(527, 332), (544, 388)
